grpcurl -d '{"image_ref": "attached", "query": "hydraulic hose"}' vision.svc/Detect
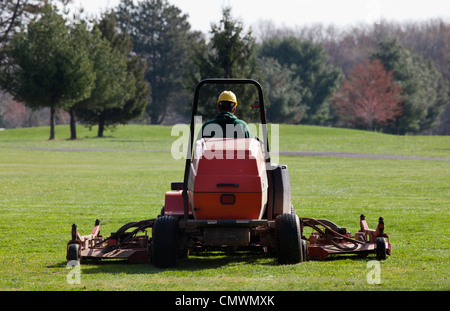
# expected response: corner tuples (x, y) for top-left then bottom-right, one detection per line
(300, 217), (365, 251)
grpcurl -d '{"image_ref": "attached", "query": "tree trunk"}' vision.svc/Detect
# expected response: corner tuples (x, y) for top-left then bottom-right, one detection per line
(69, 109), (77, 140)
(49, 105), (55, 140)
(98, 114), (105, 138)
(395, 116), (400, 135)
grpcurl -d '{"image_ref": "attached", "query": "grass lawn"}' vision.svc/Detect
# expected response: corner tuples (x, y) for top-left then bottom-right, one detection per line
(0, 124), (448, 291)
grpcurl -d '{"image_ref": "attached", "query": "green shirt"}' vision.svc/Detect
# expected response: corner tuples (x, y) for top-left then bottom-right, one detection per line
(201, 112), (252, 138)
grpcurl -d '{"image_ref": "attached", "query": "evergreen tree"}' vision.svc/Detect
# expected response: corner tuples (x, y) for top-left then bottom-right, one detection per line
(76, 13), (148, 137)
(187, 7), (261, 121)
(0, 0), (44, 64)
(258, 37), (342, 124)
(259, 57), (306, 123)
(115, 0), (196, 124)
(0, 4), (95, 139)
(371, 39), (448, 134)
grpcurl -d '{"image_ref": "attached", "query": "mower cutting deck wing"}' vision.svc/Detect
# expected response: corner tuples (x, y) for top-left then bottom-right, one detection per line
(301, 215), (391, 260)
(66, 219), (154, 263)
(66, 78), (391, 266)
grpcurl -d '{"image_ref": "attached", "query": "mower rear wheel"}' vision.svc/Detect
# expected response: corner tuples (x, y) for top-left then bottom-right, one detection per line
(376, 237), (387, 260)
(301, 239), (307, 261)
(276, 213), (303, 264)
(152, 216), (179, 268)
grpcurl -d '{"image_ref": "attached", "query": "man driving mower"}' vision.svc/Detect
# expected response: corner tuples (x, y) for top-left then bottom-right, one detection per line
(200, 91), (252, 139)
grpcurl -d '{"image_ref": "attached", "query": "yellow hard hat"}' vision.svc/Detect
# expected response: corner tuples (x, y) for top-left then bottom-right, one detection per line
(217, 91), (237, 106)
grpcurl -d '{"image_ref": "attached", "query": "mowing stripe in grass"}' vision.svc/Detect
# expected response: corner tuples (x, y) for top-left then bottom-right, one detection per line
(2, 146), (450, 161)
(279, 151), (450, 161)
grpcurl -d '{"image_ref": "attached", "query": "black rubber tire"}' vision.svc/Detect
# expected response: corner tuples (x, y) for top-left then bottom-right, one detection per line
(376, 236), (387, 260)
(67, 243), (80, 262)
(152, 216), (179, 268)
(276, 213), (303, 264)
(148, 241), (155, 264)
(301, 239), (307, 262)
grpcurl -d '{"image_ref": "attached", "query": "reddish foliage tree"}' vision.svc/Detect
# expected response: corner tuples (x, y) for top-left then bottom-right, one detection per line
(0, 92), (27, 128)
(4, 100), (26, 127)
(332, 59), (403, 131)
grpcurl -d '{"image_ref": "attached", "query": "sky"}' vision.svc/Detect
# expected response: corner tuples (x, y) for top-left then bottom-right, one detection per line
(68, 0), (450, 33)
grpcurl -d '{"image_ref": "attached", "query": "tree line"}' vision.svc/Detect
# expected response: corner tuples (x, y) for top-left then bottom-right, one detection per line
(0, 0), (449, 138)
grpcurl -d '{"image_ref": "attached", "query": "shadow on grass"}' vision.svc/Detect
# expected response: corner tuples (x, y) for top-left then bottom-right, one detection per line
(49, 251), (276, 275)
(97, 251), (274, 275)
(51, 250), (380, 275)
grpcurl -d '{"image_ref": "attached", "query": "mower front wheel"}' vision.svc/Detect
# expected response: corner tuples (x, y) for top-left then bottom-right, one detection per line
(276, 213), (304, 264)
(152, 216), (179, 268)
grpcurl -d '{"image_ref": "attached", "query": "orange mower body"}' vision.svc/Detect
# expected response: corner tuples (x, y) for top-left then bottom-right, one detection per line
(188, 137), (268, 220)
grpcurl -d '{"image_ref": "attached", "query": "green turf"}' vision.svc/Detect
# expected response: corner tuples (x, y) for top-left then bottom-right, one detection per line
(1, 124), (449, 158)
(0, 124), (448, 290)
(278, 124), (450, 158)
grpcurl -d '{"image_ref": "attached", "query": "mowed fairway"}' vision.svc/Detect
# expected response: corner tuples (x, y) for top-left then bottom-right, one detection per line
(0, 125), (449, 291)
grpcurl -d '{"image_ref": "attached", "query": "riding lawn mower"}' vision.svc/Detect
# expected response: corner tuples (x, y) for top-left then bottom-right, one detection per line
(66, 79), (391, 267)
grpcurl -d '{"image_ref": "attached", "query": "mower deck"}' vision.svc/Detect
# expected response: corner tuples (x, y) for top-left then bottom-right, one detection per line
(301, 215), (391, 260)
(66, 219), (154, 263)
(67, 214), (391, 263)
